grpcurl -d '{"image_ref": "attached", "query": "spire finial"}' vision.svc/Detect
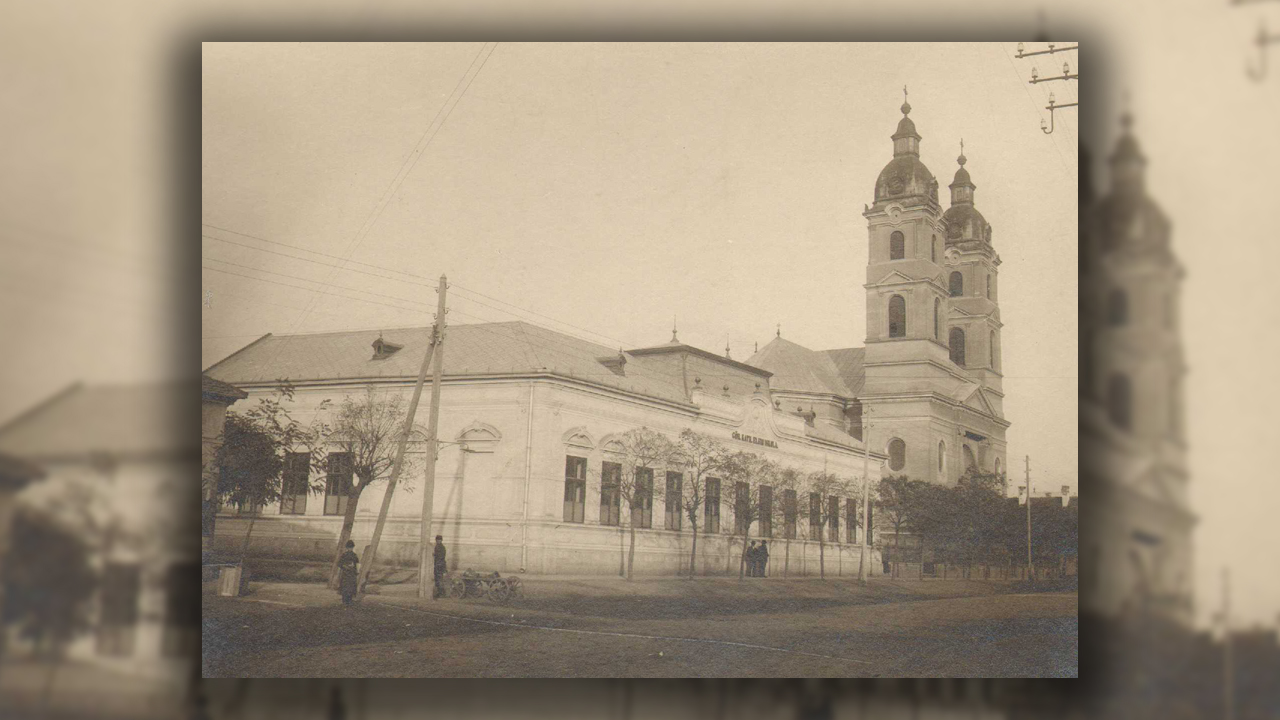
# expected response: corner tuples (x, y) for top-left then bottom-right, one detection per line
(725, 337), (731, 359)
(957, 138), (967, 166)
(776, 322), (781, 338)
(901, 85), (911, 116)
(671, 315), (678, 343)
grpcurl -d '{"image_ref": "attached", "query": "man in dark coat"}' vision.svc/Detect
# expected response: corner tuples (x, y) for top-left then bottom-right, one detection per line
(758, 540), (770, 578)
(337, 540), (359, 605)
(433, 535), (448, 599)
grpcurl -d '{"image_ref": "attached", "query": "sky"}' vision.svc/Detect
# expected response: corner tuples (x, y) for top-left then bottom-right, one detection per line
(199, 42), (1080, 508)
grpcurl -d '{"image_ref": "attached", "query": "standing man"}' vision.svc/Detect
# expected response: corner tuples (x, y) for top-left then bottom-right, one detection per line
(337, 540), (359, 606)
(745, 540), (757, 577)
(432, 535), (448, 599)
(759, 540), (770, 578)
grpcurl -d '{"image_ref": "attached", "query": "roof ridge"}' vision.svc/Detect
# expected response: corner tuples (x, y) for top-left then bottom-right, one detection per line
(0, 381), (84, 436)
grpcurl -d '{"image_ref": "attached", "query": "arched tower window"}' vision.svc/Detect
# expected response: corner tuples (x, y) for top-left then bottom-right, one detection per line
(931, 235), (938, 263)
(990, 330), (998, 370)
(986, 274), (992, 300)
(888, 295), (907, 338)
(962, 445), (977, 472)
(937, 441), (946, 474)
(1109, 374), (1132, 430)
(890, 231), (905, 260)
(933, 298), (941, 339)
(949, 271), (964, 297)
(1109, 289), (1128, 326)
(949, 327), (966, 366)
(994, 457), (1002, 478)
(888, 438), (906, 471)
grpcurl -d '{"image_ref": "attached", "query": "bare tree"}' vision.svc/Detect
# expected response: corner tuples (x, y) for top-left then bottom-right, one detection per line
(803, 470), (853, 579)
(770, 466), (803, 577)
(324, 387), (415, 589)
(597, 427), (678, 580)
(670, 429), (729, 577)
(722, 451), (776, 579)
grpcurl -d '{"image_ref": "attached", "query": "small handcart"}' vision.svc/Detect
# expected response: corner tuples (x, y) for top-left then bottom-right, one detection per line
(447, 569), (523, 603)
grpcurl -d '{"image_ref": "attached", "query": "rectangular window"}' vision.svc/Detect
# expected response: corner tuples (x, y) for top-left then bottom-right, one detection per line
(563, 456), (587, 523)
(633, 467), (653, 529)
(783, 489), (797, 540)
(600, 461), (621, 526)
(846, 498), (857, 543)
(810, 492), (822, 539)
(734, 481), (750, 535)
(829, 496), (840, 542)
(665, 472), (682, 531)
(759, 485), (773, 538)
(324, 452), (354, 516)
(97, 562), (140, 657)
(705, 477), (721, 534)
(280, 452), (310, 515)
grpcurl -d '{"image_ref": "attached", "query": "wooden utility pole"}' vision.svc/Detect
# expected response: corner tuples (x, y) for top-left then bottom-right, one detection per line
(355, 284), (442, 593)
(1024, 455), (1034, 583)
(858, 408), (871, 583)
(417, 275), (448, 598)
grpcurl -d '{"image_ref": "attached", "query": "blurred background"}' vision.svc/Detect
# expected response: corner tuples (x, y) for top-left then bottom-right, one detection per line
(1, 0), (1279, 718)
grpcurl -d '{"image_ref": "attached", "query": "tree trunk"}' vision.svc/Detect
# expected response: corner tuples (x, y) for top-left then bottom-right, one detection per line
(818, 525), (825, 580)
(328, 487), (363, 589)
(689, 522), (698, 578)
(238, 513), (258, 564)
(42, 653), (62, 707)
(738, 529), (748, 580)
(627, 520), (636, 581)
(784, 539), (790, 577)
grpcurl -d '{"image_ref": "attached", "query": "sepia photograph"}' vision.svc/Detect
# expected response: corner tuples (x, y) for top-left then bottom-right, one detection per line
(199, 42), (1078, 679)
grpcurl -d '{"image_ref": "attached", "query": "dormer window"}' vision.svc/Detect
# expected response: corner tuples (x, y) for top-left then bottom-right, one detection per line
(371, 336), (403, 360)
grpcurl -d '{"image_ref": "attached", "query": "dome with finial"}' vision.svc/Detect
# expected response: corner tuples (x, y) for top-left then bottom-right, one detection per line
(874, 88), (937, 203)
(1093, 111), (1171, 259)
(942, 141), (991, 245)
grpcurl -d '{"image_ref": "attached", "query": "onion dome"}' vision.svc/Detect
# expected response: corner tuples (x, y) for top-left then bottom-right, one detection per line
(941, 143), (991, 245)
(874, 90), (937, 203)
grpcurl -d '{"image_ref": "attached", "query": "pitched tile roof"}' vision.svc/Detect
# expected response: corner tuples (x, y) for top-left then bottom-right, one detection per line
(202, 374), (247, 402)
(0, 382), (196, 461)
(204, 321), (694, 406)
(744, 337), (863, 399)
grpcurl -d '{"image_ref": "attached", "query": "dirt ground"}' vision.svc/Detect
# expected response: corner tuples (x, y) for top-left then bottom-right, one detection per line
(202, 576), (1077, 678)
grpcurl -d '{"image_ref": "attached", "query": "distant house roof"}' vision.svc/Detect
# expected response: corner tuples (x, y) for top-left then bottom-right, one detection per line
(0, 382), (197, 462)
(745, 337), (864, 399)
(202, 374), (247, 403)
(0, 452), (43, 486)
(205, 321), (695, 407)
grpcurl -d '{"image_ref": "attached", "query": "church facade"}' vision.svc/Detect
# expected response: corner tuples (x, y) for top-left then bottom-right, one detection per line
(205, 97), (1011, 577)
(1080, 116), (1194, 626)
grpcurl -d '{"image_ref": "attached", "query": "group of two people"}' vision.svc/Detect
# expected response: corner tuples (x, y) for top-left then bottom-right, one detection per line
(336, 535), (450, 605)
(745, 539), (770, 577)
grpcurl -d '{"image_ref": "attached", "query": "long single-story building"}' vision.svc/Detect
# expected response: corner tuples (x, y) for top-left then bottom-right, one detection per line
(205, 322), (889, 578)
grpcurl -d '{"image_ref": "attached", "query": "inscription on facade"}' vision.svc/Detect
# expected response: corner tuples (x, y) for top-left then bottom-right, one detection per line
(732, 431), (777, 449)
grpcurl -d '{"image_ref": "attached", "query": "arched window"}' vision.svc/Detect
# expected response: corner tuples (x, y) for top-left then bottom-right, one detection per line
(890, 231), (905, 260)
(888, 438), (906, 471)
(1109, 374), (1132, 430)
(990, 330), (998, 370)
(937, 441), (946, 474)
(933, 298), (941, 339)
(1109, 289), (1128, 326)
(949, 271), (964, 297)
(949, 327), (966, 366)
(888, 295), (906, 338)
(986, 274), (992, 299)
(962, 445), (977, 472)
(931, 235), (938, 263)
(994, 457), (1002, 478)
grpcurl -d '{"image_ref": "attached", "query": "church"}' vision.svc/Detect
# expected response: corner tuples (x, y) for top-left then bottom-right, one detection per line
(204, 96), (1010, 576)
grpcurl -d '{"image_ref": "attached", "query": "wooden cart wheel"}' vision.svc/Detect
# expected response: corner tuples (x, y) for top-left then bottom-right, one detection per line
(488, 579), (512, 603)
(507, 577), (522, 597)
(448, 577), (466, 599)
